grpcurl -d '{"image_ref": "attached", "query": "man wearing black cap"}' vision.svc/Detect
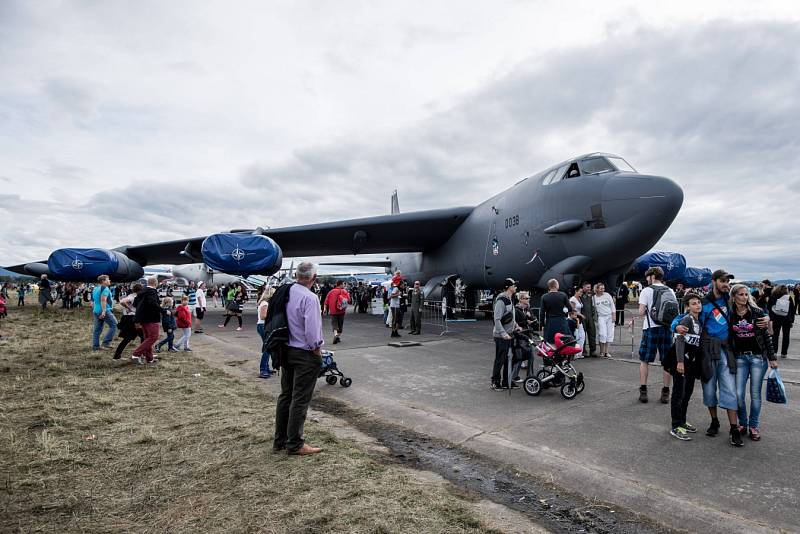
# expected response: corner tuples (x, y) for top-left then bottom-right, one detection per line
(674, 269), (768, 447)
(491, 278), (518, 390)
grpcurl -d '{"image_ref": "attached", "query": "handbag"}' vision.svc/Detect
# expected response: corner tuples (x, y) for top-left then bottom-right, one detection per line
(765, 368), (788, 404)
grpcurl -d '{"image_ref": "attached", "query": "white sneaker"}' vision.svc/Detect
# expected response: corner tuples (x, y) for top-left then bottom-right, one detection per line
(130, 355), (142, 365)
(236, 327), (243, 331)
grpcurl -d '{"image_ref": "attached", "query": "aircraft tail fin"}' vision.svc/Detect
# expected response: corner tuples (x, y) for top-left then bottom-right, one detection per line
(390, 190), (400, 215)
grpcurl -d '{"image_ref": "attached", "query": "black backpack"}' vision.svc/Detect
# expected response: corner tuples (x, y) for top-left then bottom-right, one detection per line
(262, 283), (294, 366)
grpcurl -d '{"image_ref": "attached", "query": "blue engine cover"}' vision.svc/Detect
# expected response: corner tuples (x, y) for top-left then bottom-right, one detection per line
(632, 251), (687, 281)
(679, 267), (712, 288)
(48, 248), (120, 281)
(201, 233), (283, 276)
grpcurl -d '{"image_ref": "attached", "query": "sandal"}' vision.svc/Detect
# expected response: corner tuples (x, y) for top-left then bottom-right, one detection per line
(749, 428), (761, 441)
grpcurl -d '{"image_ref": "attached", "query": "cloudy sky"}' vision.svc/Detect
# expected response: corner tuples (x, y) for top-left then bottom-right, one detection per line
(1, 1), (799, 280)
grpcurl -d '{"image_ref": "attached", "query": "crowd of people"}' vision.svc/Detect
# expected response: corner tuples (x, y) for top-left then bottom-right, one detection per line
(1, 264), (796, 453)
(492, 267), (793, 447)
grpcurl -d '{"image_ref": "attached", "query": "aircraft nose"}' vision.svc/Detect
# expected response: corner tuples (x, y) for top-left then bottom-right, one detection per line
(602, 174), (683, 219)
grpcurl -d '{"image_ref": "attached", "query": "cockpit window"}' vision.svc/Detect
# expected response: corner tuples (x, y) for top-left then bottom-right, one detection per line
(580, 157), (616, 175)
(540, 168), (557, 185)
(608, 156), (636, 172)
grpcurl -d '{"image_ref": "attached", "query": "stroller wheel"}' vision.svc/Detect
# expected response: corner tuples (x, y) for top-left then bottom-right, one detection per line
(523, 377), (542, 396)
(340, 377), (352, 388)
(576, 380), (585, 394)
(560, 382), (578, 400)
(325, 375), (338, 385)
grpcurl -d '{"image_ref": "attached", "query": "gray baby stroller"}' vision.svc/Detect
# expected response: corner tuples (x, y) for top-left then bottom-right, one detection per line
(319, 350), (352, 387)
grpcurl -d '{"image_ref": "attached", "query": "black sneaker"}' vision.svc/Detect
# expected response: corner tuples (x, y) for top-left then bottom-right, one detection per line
(683, 422), (698, 433)
(490, 383), (503, 391)
(706, 418), (720, 437)
(729, 426), (744, 447)
(660, 387), (670, 404)
(638, 386), (648, 403)
(332, 337), (340, 344)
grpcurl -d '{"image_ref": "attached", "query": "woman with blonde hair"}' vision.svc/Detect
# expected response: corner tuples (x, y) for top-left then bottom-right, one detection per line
(728, 283), (778, 441)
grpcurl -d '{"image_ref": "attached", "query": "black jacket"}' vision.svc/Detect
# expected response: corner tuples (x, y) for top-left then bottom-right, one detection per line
(134, 287), (161, 323)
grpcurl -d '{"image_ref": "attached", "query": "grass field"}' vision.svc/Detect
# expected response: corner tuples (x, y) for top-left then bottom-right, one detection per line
(0, 305), (506, 533)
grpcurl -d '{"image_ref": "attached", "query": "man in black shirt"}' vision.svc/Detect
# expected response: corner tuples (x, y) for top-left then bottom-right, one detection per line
(541, 279), (570, 343)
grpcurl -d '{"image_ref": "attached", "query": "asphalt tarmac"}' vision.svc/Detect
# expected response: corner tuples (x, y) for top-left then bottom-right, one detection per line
(199, 305), (800, 533)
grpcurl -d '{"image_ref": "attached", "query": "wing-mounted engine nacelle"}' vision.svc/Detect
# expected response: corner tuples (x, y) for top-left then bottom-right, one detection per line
(46, 248), (145, 282)
(200, 233), (283, 276)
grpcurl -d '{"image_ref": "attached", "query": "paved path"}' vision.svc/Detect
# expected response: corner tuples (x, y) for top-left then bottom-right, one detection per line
(200, 306), (800, 533)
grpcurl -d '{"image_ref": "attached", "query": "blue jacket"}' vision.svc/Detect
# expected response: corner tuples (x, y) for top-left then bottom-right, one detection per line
(160, 307), (177, 331)
(670, 292), (730, 340)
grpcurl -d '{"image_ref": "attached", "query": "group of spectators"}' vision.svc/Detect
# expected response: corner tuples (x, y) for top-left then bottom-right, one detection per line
(493, 267), (792, 447)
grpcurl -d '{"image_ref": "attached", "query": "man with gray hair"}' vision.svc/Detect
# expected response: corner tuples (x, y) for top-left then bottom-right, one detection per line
(274, 262), (325, 456)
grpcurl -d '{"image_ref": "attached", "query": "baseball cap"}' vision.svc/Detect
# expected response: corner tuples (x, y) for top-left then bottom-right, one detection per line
(503, 278), (517, 289)
(712, 269), (734, 281)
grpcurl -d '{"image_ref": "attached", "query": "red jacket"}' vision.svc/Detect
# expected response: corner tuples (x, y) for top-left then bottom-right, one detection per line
(176, 304), (193, 328)
(324, 288), (351, 316)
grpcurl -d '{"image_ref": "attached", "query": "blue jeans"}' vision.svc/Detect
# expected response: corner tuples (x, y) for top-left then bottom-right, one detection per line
(92, 312), (118, 349)
(256, 323), (272, 376)
(736, 354), (768, 429)
(156, 330), (175, 351)
(701, 348), (739, 410)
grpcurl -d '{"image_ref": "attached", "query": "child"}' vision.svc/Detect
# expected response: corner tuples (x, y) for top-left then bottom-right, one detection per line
(567, 309), (584, 358)
(665, 292), (703, 441)
(175, 295), (193, 352)
(155, 297), (177, 353)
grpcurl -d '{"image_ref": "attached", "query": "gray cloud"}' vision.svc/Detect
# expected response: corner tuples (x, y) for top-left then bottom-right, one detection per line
(3, 13), (799, 281)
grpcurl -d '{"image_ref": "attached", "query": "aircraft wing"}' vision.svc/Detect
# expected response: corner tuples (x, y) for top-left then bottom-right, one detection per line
(7, 207), (474, 272)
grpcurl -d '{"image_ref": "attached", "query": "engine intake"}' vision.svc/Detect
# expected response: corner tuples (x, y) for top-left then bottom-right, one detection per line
(47, 248), (144, 282)
(201, 233), (283, 276)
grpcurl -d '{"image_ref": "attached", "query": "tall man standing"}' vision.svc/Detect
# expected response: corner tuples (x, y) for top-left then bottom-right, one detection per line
(491, 278), (518, 390)
(579, 281), (598, 357)
(409, 281), (423, 335)
(274, 262), (324, 456)
(634, 267), (674, 404)
(91, 275), (118, 351)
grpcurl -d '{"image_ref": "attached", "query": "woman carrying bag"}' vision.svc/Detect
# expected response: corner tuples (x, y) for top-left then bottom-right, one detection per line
(729, 283), (778, 441)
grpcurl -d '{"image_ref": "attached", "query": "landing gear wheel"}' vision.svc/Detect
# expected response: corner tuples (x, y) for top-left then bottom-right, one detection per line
(560, 382), (578, 400)
(523, 377), (542, 396)
(325, 375), (337, 385)
(340, 377), (352, 388)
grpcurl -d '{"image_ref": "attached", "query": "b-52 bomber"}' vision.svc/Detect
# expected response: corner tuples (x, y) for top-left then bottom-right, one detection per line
(7, 153), (683, 296)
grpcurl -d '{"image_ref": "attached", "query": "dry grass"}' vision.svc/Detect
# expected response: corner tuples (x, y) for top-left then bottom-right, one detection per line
(0, 306), (501, 533)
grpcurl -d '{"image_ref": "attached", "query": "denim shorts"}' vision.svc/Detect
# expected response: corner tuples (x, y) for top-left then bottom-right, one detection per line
(702, 349), (738, 410)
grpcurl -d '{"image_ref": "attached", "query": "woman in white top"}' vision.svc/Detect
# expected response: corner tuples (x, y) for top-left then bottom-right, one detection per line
(593, 283), (616, 358)
(569, 287), (586, 358)
(255, 291), (273, 378)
